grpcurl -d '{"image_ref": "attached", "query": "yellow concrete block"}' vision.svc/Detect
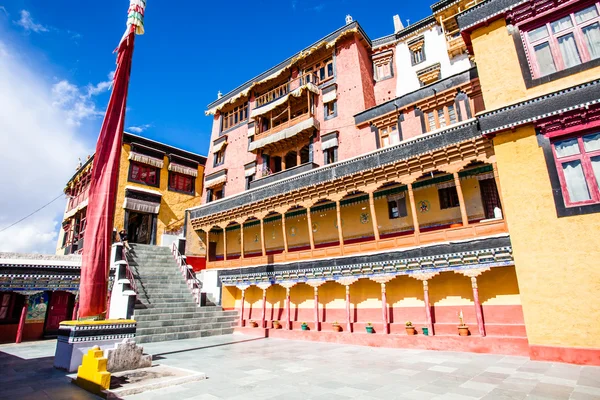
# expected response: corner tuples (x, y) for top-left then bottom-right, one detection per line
(74, 346), (111, 394)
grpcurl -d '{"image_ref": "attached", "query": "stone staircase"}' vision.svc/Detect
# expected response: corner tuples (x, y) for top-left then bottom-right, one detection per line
(128, 244), (237, 344)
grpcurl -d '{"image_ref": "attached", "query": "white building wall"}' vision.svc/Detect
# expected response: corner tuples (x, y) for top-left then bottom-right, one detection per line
(395, 26), (472, 98)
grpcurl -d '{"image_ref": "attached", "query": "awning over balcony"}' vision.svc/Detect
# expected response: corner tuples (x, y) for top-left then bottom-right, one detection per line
(128, 151), (164, 169)
(249, 116), (319, 152)
(205, 169), (227, 188)
(250, 83), (319, 119)
(168, 162), (198, 177)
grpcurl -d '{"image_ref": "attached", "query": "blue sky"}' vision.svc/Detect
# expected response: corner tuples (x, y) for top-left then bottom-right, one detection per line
(1, 0), (431, 153)
(0, 0), (432, 253)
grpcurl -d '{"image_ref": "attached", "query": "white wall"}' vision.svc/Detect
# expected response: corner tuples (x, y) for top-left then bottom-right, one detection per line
(395, 26), (472, 98)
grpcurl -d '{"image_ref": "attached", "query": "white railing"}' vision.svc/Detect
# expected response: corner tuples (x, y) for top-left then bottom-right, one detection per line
(171, 241), (202, 305)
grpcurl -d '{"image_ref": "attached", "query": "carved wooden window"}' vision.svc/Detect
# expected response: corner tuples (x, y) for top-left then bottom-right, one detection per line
(129, 162), (159, 186)
(221, 104), (248, 132)
(169, 172), (194, 194)
(523, 2), (600, 78)
(426, 104), (457, 131)
(373, 51), (394, 81)
(408, 37), (425, 66)
(380, 124), (400, 148)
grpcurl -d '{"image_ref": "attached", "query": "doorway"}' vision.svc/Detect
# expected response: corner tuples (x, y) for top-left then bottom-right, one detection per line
(127, 212), (155, 244)
(479, 178), (502, 219)
(45, 291), (73, 332)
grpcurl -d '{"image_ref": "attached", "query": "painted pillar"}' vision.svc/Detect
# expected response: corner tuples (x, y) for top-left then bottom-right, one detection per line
(313, 286), (319, 331)
(15, 295), (28, 344)
(223, 228), (228, 261)
(423, 280), (434, 336)
(206, 230), (210, 261)
(471, 276), (486, 337)
(306, 207), (315, 251)
(240, 224), (245, 259)
(281, 215), (289, 253)
(345, 285), (351, 333)
(285, 287), (291, 330)
(453, 172), (469, 226)
(335, 200), (344, 254)
(72, 294), (79, 321)
(368, 192), (380, 241)
(260, 287), (267, 328)
(492, 163), (505, 211)
(407, 183), (420, 242)
(381, 283), (388, 334)
(260, 219), (266, 257)
(239, 288), (245, 327)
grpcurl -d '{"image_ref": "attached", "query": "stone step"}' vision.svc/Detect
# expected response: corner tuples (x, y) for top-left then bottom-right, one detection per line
(134, 306), (200, 314)
(138, 315), (237, 328)
(134, 310), (237, 321)
(137, 322), (236, 336)
(135, 327), (235, 344)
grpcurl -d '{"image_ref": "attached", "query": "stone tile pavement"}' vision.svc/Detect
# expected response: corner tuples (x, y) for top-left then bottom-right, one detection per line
(1, 334), (599, 399)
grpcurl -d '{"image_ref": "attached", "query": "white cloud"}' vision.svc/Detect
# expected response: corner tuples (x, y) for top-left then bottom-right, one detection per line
(0, 6), (8, 16)
(14, 10), (48, 33)
(51, 70), (114, 126)
(0, 40), (91, 253)
(127, 124), (152, 134)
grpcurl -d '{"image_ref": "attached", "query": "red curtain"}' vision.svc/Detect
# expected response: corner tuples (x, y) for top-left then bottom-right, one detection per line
(79, 32), (136, 318)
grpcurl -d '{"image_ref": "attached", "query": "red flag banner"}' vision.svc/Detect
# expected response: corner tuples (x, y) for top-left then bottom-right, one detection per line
(78, 30), (136, 319)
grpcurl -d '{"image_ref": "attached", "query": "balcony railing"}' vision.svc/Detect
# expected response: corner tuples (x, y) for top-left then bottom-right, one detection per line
(249, 162), (319, 190)
(254, 73), (318, 108)
(206, 219), (509, 269)
(254, 112), (315, 142)
(67, 186), (90, 212)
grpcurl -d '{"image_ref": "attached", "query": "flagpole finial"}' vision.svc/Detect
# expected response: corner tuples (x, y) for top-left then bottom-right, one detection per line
(119, 0), (146, 46)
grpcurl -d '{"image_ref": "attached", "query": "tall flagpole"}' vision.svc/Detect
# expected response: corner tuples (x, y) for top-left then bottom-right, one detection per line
(78, 0), (146, 319)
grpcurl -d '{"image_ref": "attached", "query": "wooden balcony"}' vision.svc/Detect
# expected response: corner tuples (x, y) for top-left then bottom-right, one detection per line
(254, 73), (319, 108)
(206, 219), (508, 270)
(254, 112), (315, 142)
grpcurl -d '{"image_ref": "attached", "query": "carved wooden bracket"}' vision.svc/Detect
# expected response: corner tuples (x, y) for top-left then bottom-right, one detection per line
(337, 277), (359, 287)
(409, 272), (439, 281)
(454, 267), (490, 279)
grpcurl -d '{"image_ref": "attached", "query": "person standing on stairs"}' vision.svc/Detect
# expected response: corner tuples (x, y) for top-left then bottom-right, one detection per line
(119, 229), (131, 251)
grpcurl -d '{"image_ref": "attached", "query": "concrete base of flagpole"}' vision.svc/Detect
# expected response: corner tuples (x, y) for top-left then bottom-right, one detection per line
(54, 320), (137, 372)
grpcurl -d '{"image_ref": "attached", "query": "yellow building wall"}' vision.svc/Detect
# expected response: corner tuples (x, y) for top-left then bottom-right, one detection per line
(114, 143), (204, 245)
(470, 19), (600, 111)
(493, 126), (600, 348)
(218, 180), (487, 254)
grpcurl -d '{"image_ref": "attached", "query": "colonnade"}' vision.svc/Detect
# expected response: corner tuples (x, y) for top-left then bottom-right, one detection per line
(234, 267), (490, 336)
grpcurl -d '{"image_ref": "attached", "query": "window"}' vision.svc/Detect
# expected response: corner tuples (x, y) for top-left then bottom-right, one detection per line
(304, 57), (334, 84)
(0, 293), (14, 321)
(438, 186), (460, 209)
(214, 148), (226, 167)
(245, 174), (254, 190)
(426, 104), (458, 131)
(387, 196), (408, 219)
(379, 125), (400, 148)
(552, 132), (600, 206)
(524, 3), (600, 78)
(373, 51), (393, 81)
(129, 162), (159, 186)
(324, 147), (337, 164)
(324, 100), (337, 119)
(221, 103), (248, 132)
(169, 172), (194, 194)
(411, 47), (425, 65)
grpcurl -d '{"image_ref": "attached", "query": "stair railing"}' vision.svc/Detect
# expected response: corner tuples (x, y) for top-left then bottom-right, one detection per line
(123, 248), (139, 295)
(171, 242), (202, 305)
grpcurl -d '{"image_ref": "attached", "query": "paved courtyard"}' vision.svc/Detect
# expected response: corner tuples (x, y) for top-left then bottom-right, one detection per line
(0, 334), (599, 400)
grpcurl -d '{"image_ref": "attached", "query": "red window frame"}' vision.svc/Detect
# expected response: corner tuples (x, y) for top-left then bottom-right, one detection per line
(551, 131), (600, 206)
(129, 162), (159, 186)
(0, 293), (15, 321)
(522, 1), (600, 78)
(169, 172), (194, 194)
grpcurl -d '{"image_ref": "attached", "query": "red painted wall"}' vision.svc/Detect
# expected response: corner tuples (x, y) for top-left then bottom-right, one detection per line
(373, 49), (397, 105)
(186, 255), (206, 272)
(234, 303), (526, 338)
(0, 322), (44, 344)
